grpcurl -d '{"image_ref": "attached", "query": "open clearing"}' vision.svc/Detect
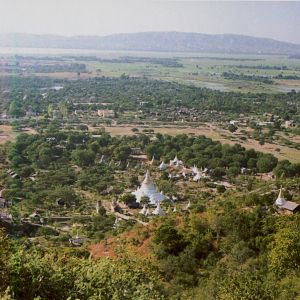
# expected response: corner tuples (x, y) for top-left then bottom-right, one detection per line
(0, 125), (15, 144)
(0, 125), (37, 144)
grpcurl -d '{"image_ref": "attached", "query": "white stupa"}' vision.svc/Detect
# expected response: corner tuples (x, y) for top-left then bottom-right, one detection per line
(193, 172), (202, 182)
(132, 170), (166, 204)
(275, 187), (286, 206)
(152, 201), (165, 216)
(113, 217), (120, 228)
(150, 156), (155, 165)
(99, 155), (105, 164)
(185, 200), (191, 210)
(192, 165), (200, 174)
(139, 204), (147, 215)
(181, 166), (192, 178)
(169, 155), (183, 167)
(145, 207), (151, 216)
(159, 161), (167, 171)
(166, 206), (171, 214)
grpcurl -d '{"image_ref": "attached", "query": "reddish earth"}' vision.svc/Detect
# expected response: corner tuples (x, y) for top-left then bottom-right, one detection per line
(90, 223), (157, 259)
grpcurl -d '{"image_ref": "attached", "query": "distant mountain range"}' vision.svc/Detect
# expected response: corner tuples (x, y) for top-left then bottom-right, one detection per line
(1, 32), (300, 55)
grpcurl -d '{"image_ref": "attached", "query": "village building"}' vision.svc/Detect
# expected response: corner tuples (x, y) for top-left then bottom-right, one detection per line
(69, 231), (86, 246)
(283, 120), (296, 128)
(229, 120), (239, 126)
(132, 170), (166, 204)
(0, 212), (13, 223)
(257, 121), (274, 127)
(0, 198), (5, 208)
(131, 147), (143, 155)
(97, 109), (115, 118)
(25, 107), (37, 118)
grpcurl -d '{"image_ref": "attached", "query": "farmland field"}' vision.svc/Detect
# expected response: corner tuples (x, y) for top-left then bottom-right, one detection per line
(1, 48), (300, 93)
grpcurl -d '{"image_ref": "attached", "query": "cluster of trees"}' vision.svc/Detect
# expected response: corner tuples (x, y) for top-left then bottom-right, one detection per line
(275, 74), (300, 80)
(274, 160), (300, 178)
(2, 75), (300, 122)
(145, 134), (279, 175)
(149, 192), (300, 299)
(222, 72), (274, 84)
(25, 63), (87, 73)
(2, 130), (285, 217)
(2, 130), (150, 217)
(233, 64), (289, 70)
(0, 228), (165, 299)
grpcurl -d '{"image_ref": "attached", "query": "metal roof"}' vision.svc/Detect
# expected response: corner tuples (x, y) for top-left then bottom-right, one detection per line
(282, 201), (300, 211)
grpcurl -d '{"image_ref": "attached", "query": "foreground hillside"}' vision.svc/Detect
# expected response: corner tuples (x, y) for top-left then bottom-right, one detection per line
(2, 178), (300, 299)
(1, 129), (300, 299)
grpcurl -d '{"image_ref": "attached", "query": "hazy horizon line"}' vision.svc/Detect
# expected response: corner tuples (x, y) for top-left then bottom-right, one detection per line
(2, 30), (300, 46)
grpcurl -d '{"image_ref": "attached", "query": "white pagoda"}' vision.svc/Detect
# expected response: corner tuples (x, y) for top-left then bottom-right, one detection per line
(139, 204), (147, 215)
(159, 161), (167, 171)
(152, 201), (165, 216)
(192, 165), (199, 174)
(193, 172), (202, 182)
(275, 187), (286, 206)
(185, 200), (191, 210)
(150, 156), (155, 165)
(169, 155), (183, 167)
(99, 155), (105, 164)
(132, 170), (166, 204)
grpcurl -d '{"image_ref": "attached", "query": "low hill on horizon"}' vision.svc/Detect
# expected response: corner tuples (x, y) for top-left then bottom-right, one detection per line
(1, 31), (300, 55)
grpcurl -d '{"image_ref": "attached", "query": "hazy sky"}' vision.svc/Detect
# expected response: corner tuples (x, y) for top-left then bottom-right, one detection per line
(0, 0), (299, 44)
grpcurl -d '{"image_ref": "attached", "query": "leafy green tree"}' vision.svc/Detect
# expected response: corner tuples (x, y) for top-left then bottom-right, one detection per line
(228, 124), (238, 133)
(47, 104), (54, 118)
(153, 224), (187, 257)
(9, 100), (23, 118)
(257, 154), (278, 173)
(129, 175), (139, 187)
(140, 196), (150, 205)
(0, 229), (10, 293)
(121, 193), (136, 205)
(113, 145), (131, 162)
(71, 149), (95, 167)
(269, 226), (300, 277)
(217, 185), (226, 193)
(58, 101), (68, 118)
